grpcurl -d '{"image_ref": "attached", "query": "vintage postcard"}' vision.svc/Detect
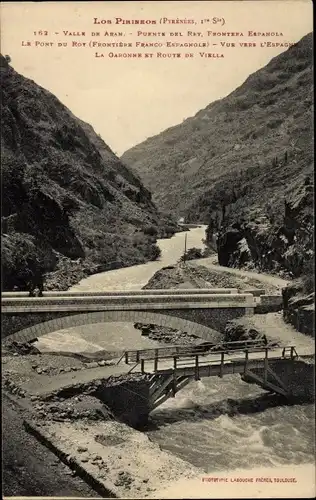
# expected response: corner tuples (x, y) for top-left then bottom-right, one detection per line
(1, 0), (314, 499)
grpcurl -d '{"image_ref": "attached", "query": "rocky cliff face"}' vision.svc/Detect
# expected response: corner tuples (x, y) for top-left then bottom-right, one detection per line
(213, 177), (314, 334)
(282, 278), (314, 336)
(1, 55), (167, 290)
(121, 33), (313, 334)
(215, 178), (314, 278)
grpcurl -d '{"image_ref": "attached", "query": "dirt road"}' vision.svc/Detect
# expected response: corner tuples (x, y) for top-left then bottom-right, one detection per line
(187, 258), (314, 355)
(188, 256), (290, 290)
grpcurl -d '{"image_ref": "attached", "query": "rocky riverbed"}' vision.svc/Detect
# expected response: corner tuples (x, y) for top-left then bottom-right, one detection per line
(2, 227), (314, 497)
(2, 348), (201, 498)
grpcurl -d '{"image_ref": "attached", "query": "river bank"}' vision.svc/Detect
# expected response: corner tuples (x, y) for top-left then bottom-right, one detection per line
(2, 349), (202, 498)
(69, 226), (207, 292)
(35, 227), (208, 354)
(2, 342), (315, 499)
(31, 418), (200, 498)
(132, 256), (286, 348)
(3, 226), (315, 497)
(137, 256), (314, 484)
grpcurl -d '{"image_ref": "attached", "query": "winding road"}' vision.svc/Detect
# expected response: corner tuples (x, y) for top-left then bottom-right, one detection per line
(3, 228), (313, 496)
(188, 255), (290, 290)
(187, 256), (314, 355)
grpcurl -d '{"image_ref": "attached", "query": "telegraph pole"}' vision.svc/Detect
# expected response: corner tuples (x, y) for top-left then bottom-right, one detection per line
(183, 233), (187, 263)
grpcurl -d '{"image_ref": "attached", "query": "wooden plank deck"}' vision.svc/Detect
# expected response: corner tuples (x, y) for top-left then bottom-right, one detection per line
(20, 343), (311, 412)
(121, 344), (308, 407)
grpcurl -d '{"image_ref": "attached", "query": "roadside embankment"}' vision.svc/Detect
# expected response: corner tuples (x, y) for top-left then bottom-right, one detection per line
(186, 258), (288, 292)
(188, 256), (314, 336)
(2, 391), (101, 497)
(27, 418), (201, 498)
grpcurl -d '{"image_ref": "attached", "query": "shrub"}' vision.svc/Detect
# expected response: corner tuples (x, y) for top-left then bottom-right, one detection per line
(181, 247), (203, 261)
(1, 233), (52, 290)
(202, 247), (215, 257)
(143, 225), (158, 237)
(164, 225), (176, 237)
(149, 244), (161, 261)
(301, 256), (314, 294)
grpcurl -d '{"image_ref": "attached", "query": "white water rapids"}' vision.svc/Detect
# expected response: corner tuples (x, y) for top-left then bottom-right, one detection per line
(35, 227), (315, 495)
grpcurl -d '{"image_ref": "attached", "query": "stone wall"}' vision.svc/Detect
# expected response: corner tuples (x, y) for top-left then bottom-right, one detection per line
(94, 378), (150, 429)
(1, 311), (79, 340)
(163, 307), (251, 334)
(256, 295), (283, 314)
(282, 283), (314, 336)
(284, 306), (314, 336)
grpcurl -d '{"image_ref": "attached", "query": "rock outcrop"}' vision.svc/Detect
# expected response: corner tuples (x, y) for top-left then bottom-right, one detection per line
(214, 177), (314, 334)
(121, 34), (313, 337)
(1, 55), (171, 291)
(224, 320), (280, 347)
(215, 178), (314, 278)
(134, 323), (200, 345)
(282, 279), (314, 336)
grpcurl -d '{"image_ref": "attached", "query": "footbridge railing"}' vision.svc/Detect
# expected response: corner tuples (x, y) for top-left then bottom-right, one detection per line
(117, 343), (300, 410)
(117, 339), (286, 366)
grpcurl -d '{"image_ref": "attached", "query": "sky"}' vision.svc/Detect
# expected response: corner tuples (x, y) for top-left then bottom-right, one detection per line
(1, 1), (313, 155)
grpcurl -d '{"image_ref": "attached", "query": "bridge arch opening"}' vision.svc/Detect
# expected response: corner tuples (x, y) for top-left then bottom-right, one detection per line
(4, 310), (223, 345)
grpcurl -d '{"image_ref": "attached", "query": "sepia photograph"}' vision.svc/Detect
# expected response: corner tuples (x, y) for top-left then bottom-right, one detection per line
(1, 1), (314, 498)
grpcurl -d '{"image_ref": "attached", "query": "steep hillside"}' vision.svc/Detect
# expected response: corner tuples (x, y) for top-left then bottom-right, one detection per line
(1, 55), (173, 291)
(121, 33), (313, 222)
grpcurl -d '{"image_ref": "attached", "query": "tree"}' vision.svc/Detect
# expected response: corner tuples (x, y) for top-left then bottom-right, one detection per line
(143, 225), (158, 237)
(149, 244), (161, 261)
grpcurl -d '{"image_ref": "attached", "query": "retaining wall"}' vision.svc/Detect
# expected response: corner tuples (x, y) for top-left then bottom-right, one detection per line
(256, 295), (283, 314)
(94, 379), (150, 429)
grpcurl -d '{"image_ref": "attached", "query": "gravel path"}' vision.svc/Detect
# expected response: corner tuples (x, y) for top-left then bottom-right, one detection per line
(23, 362), (132, 396)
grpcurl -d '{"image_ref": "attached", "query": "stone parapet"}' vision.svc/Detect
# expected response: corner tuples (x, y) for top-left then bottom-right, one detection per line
(2, 288), (239, 298)
(2, 292), (256, 312)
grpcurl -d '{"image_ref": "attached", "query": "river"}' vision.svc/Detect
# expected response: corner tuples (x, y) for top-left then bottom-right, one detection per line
(35, 226), (315, 488)
(36, 227), (207, 353)
(71, 226), (207, 292)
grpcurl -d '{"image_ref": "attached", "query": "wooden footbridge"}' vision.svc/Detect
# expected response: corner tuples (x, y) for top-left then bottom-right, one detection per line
(117, 341), (306, 411)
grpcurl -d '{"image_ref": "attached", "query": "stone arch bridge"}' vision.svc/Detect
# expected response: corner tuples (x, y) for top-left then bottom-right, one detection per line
(1, 289), (257, 344)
